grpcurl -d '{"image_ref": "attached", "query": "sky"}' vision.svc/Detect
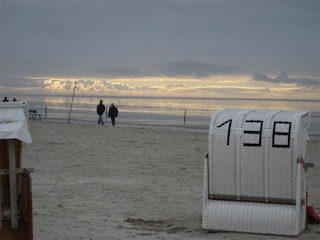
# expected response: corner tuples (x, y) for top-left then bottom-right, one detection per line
(0, 0), (320, 99)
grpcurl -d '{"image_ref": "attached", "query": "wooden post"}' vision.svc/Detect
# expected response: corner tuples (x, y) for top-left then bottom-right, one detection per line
(28, 175), (33, 240)
(0, 142), (3, 230)
(0, 172), (2, 231)
(8, 140), (18, 229)
(68, 81), (77, 123)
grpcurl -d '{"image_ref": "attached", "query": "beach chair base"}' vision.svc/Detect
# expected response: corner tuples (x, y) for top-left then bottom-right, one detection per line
(202, 156), (306, 236)
(202, 200), (305, 236)
(0, 219), (33, 240)
(0, 140), (33, 240)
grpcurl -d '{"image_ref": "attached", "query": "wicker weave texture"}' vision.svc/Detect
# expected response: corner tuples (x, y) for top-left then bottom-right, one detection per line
(203, 157), (307, 236)
(0, 101), (29, 118)
(203, 109), (310, 236)
(208, 109), (310, 200)
(203, 200), (299, 236)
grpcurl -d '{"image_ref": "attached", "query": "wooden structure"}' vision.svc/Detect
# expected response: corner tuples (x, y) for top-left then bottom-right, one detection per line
(28, 110), (42, 120)
(0, 101), (33, 240)
(203, 109), (310, 236)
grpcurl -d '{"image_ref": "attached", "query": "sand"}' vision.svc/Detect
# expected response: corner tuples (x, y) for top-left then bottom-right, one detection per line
(22, 121), (320, 240)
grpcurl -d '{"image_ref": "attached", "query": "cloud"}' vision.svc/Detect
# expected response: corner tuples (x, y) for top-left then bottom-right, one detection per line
(94, 67), (152, 78)
(160, 60), (239, 77)
(253, 73), (320, 86)
(93, 61), (240, 78)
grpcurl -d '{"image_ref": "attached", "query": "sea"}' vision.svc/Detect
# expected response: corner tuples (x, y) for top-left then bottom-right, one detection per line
(16, 95), (320, 141)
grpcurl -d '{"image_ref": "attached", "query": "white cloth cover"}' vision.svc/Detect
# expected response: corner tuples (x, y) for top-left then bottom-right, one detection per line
(0, 101), (32, 143)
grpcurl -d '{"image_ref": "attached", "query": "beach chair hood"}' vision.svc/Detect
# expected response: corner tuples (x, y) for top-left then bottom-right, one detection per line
(0, 101), (32, 143)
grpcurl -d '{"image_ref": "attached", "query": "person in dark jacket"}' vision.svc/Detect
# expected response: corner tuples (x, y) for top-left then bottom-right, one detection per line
(108, 103), (118, 126)
(96, 100), (105, 125)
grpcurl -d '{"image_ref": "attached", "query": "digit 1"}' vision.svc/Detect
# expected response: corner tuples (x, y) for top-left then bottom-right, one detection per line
(217, 119), (232, 145)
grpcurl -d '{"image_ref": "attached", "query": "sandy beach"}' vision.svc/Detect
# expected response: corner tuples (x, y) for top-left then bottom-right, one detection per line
(22, 121), (320, 240)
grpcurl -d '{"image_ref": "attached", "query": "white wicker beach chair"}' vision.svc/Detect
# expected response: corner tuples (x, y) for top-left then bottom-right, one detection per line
(202, 109), (310, 236)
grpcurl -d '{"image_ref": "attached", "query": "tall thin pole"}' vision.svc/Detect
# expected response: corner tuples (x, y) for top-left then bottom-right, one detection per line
(68, 81), (77, 123)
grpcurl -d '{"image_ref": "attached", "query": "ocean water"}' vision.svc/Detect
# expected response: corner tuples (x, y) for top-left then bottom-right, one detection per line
(16, 95), (320, 141)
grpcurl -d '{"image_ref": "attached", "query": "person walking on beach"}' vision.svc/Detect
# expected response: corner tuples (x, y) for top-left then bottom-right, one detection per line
(96, 100), (106, 125)
(108, 103), (118, 126)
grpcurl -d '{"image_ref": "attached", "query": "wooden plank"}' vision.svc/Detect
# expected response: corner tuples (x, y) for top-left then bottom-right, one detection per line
(0, 172), (2, 230)
(208, 194), (304, 205)
(0, 168), (34, 175)
(27, 174), (33, 240)
(0, 220), (30, 240)
(8, 139), (18, 229)
(0, 140), (5, 230)
(305, 162), (314, 168)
